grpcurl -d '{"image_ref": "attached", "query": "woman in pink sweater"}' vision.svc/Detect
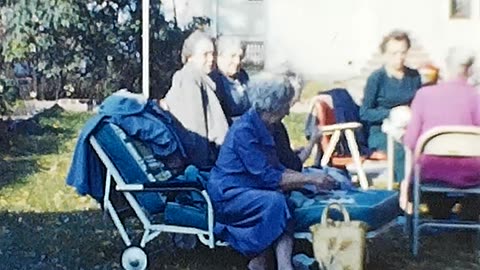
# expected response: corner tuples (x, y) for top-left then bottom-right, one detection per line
(400, 47), (480, 218)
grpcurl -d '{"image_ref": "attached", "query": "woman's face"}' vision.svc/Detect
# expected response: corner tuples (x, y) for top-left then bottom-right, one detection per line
(383, 39), (409, 70)
(189, 38), (215, 74)
(217, 47), (243, 77)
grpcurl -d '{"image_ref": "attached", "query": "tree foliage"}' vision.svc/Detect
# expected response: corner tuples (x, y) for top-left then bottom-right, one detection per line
(0, 0), (207, 111)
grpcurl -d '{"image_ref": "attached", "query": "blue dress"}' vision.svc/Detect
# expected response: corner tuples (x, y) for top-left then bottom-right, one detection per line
(207, 108), (291, 257)
(360, 67), (421, 181)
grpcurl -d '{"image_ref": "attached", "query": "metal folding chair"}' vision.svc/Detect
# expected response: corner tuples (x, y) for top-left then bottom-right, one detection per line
(410, 125), (480, 256)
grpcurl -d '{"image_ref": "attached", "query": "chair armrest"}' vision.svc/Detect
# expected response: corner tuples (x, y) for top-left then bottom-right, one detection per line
(321, 122), (362, 134)
(116, 180), (204, 193)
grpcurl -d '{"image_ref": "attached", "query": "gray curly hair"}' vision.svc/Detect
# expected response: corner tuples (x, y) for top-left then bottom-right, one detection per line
(247, 72), (295, 114)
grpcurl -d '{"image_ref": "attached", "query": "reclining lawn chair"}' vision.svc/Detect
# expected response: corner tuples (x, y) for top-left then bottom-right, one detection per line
(410, 125), (480, 256)
(90, 122), (219, 270)
(305, 88), (389, 190)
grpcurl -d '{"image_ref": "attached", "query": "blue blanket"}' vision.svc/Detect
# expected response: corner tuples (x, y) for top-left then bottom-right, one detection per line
(65, 93), (186, 201)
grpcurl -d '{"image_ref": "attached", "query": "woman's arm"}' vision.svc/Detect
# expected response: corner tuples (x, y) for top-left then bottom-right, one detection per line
(273, 123), (303, 171)
(359, 72), (390, 124)
(296, 128), (322, 163)
(235, 127), (335, 191)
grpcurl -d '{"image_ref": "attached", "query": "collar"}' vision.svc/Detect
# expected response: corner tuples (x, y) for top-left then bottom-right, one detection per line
(245, 108), (275, 146)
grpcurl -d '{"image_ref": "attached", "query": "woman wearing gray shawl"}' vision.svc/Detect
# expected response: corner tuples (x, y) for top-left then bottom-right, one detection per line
(164, 30), (229, 170)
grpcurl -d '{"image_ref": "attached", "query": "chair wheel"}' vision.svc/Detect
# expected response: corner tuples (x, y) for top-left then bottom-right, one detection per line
(121, 246), (148, 270)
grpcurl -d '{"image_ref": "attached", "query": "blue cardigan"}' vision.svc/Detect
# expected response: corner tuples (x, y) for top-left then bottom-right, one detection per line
(65, 94), (186, 201)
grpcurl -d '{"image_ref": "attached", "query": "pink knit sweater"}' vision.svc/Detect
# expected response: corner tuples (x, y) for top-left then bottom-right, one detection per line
(403, 78), (480, 187)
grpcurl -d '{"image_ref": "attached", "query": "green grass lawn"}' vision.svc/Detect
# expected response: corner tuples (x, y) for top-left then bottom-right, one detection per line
(0, 107), (479, 269)
(0, 110), (305, 213)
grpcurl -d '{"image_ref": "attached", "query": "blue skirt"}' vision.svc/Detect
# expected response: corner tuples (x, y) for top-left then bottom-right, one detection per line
(213, 189), (292, 257)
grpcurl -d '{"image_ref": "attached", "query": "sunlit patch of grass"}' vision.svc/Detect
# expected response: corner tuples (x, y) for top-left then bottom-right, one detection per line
(0, 109), (97, 213)
(283, 112), (318, 167)
(283, 112), (308, 150)
(0, 152), (98, 212)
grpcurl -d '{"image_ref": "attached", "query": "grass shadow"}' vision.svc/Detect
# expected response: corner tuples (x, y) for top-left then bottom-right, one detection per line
(0, 158), (37, 190)
(0, 210), (246, 270)
(0, 106), (92, 190)
(1, 210), (479, 269)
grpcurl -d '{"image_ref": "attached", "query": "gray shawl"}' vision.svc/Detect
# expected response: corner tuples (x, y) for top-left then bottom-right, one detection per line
(165, 62), (228, 147)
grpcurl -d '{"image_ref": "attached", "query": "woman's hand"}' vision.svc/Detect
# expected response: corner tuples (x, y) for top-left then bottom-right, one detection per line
(279, 169), (337, 191)
(310, 173), (339, 190)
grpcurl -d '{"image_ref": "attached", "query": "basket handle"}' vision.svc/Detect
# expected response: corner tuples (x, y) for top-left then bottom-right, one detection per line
(321, 202), (351, 224)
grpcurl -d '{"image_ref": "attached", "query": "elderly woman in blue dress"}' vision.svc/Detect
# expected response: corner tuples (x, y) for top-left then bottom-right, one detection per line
(207, 74), (336, 270)
(359, 30), (422, 182)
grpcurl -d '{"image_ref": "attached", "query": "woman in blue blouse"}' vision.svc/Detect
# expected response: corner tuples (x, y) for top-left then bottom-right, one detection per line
(209, 36), (250, 124)
(359, 30), (422, 182)
(207, 74), (336, 270)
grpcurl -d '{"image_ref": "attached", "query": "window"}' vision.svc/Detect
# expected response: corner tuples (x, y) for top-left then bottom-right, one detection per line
(450, 0), (471, 19)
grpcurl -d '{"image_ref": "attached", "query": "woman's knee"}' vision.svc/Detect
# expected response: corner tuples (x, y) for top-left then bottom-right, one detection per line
(264, 191), (287, 207)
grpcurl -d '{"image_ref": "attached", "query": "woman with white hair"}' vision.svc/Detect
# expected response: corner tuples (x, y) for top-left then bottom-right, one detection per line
(209, 35), (250, 123)
(400, 47), (480, 218)
(164, 30), (229, 170)
(207, 74), (336, 270)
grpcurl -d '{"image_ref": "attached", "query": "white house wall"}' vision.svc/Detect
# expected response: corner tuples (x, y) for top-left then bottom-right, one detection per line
(264, 0), (480, 78)
(162, 0), (265, 40)
(215, 0), (265, 40)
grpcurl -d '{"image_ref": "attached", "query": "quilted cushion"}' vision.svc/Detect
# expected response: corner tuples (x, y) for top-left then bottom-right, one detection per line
(94, 123), (166, 214)
(292, 189), (400, 232)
